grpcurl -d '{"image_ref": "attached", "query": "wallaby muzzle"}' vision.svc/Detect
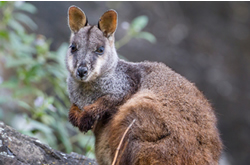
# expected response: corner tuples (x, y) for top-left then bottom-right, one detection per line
(77, 66), (88, 79)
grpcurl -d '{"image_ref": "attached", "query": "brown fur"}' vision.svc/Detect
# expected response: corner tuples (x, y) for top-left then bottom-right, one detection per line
(93, 64), (222, 165)
(66, 6), (223, 165)
(68, 6), (88, 33)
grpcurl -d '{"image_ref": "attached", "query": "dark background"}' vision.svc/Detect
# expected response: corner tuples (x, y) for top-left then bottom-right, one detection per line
(29, 2), (250, 165)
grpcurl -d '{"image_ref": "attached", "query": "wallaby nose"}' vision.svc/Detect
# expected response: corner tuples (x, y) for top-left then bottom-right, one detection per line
(77, 66), (88, 78)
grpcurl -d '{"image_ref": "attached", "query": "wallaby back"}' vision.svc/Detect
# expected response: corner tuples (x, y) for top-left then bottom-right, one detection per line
(66, 6), (223, 165)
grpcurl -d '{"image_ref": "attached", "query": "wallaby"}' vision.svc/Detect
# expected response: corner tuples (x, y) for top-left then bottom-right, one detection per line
(66, 5), (223, 165)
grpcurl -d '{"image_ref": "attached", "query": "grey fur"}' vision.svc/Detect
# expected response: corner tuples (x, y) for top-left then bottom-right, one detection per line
(66, 7), (222, 165)
(67, 60), (137, 109)
(66, 25), (137, 109)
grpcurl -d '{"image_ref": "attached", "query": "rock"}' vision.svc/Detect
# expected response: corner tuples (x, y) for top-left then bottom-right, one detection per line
(0, 122), (97, 165)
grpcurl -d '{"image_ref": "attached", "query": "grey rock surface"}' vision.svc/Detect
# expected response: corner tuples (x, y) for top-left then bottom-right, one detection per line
(0, 122), (97, 165)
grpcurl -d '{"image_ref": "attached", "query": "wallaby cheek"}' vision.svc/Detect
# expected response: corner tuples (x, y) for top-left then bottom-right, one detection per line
(67, 55), (74, 74)
(87, 57), (105, 81)
(95, 57), (106, 75)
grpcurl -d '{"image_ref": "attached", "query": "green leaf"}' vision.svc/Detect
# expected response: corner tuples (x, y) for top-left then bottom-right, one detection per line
(55, 42), (69, 65)
(14, 12), (37, 30)
(16, 100), (31, 110)
(41, 115), (55, 126)
(0, 30), (9, 39)
(0, 80), (19, 89)
(5, 57), (34, 68)
(9, 31), (22, 49)
(8, 19), (25, 33)
(20, 32), (36, 44)
(135, 31), (156, 43)
(86, 151), (96, 159)
(78, 134), (95, 149)
(55, 122), (72, 153)
(13, 86), (37, 97)
(46, 65), (67, 79)
(30, 120), (53, 134)
(16, 2), (37, 14)
(130, 16), (148, 32)
(56, 43), (68, 58)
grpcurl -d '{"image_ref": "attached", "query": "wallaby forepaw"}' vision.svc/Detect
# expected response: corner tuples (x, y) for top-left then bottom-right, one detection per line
(78, 111), (95, 132)
(68, 112), (79, 127)
(68, 104), (82, 127)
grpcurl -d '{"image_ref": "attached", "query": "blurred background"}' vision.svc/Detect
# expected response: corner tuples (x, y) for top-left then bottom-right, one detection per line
(0, 2), (249, 165)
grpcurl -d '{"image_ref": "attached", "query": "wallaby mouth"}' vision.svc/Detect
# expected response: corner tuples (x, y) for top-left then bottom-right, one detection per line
(76, 66), (88, 81)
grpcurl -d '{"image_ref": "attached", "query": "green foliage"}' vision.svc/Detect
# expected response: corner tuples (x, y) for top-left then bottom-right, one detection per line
(0, 1), (92, 156)
(0, 1), (156, 159)
(115, 15), (156, 49)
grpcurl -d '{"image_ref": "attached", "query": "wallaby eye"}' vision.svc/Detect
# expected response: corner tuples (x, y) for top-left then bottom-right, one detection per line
(95, 46), (105, 55)
(69, 43), (77, 53)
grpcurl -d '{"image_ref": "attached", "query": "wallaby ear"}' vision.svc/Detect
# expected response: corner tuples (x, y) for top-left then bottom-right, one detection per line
(68, 6), (88, 33)
(98, 10), (118, 38)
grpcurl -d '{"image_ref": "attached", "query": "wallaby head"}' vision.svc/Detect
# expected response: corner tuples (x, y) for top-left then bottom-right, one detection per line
(66, 6), (118, 82)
